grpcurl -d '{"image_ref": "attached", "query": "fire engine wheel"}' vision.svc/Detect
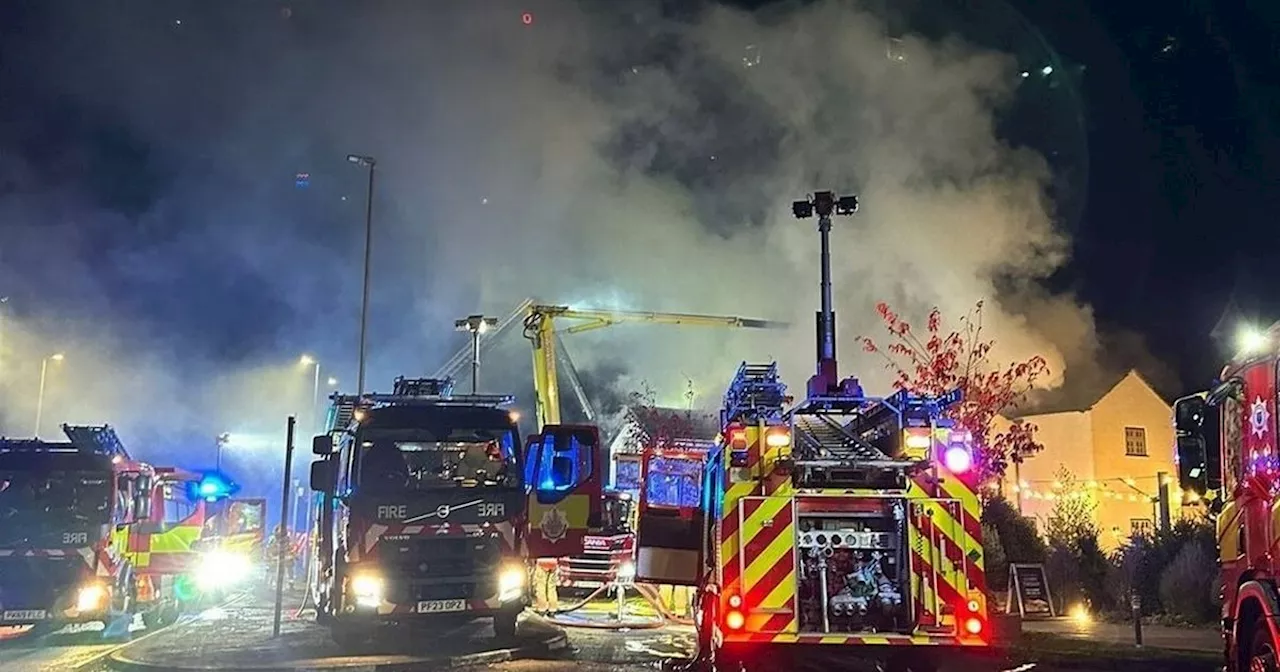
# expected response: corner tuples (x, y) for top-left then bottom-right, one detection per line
(494, 608), (519, 640)
(1249, 622), (1279, 672)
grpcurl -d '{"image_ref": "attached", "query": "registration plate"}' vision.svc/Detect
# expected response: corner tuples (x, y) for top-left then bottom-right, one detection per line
(416, 599), (466, 613)
(1, 610), (47, 621)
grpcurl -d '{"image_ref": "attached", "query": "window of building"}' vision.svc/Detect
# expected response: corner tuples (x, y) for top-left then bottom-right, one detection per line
(1130, 518), (1153, 537)
(1125, 426), (1148, 456)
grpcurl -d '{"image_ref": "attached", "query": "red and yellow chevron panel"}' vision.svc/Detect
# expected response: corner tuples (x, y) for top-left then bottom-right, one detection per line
(713, 422), (989, 647)
(721, 496), (798, 636)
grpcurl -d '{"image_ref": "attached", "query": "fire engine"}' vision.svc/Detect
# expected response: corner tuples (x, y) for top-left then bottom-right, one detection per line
(308, 376), (603, 645)
(0, 425), (232, 633)
(125, 465), (215, 626)
(633, 191), (991, 672)
(556, 489), (636, 590)
(0, 425), (155, 632)
(1173, 323), (1280, 672)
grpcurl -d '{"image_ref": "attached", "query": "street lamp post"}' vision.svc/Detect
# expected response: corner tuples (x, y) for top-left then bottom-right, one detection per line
(33, 353), (64, 437)
(0, 296), (8, 381)
(300, 355), (321, 433)
(216, 432), (230, 472)
(454, 315), (498, 394)
(346, 154), (376, 397)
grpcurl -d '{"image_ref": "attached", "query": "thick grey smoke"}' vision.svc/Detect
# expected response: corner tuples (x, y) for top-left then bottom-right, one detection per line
(0, 0), (1139, 487)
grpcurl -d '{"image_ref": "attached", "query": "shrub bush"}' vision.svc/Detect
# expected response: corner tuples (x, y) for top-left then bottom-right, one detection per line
(1158, 538), (1218, 624)
(1108, 519), (1215, 616)
(982, 522), (1008, 591)
(981, 496), (1046, 564)
(1076, 532), (1113, 612)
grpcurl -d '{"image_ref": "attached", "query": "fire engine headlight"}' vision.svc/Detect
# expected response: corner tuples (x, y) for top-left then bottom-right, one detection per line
(350, 571), (385, 608)
(195, 550), (253, 591)
(616, 561), (636, 582)
(497, 563), (527, 603)
(76, 582), (108, 612)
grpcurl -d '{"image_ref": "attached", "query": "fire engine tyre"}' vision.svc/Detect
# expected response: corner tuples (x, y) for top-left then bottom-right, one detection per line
(493, 608), (520, 640)
(1248, 621), (1279, 672)
(330, 623), (371, 648)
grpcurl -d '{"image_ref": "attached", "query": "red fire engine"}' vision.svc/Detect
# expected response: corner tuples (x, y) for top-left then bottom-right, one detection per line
(1174, 323), (1280, 671)
(632, 191), (991, 671)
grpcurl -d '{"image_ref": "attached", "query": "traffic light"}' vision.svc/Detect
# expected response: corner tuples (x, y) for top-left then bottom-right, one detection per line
(187, 472), (239, 502)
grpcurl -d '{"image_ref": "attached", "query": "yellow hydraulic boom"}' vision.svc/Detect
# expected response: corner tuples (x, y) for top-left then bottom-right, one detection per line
(521, 304), (787, 429)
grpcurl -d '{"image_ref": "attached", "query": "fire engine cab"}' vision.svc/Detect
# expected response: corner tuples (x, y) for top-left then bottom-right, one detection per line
(1174, 323), (1280, 672)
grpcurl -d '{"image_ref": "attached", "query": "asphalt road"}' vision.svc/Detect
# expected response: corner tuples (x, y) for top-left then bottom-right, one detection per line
(0, 621), (146, 672)
(0, 589), (1219, 672)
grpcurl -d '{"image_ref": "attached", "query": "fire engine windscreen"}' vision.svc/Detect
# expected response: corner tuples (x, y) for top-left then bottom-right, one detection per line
(614, 459), (641, 493)
(358, 429), (519, 490)
(644, 457), (702, 509)
(0, 470), (112, 544)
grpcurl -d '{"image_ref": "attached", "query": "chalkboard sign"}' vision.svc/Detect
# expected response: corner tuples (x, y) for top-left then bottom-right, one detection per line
(1006, 563), (1055, 618)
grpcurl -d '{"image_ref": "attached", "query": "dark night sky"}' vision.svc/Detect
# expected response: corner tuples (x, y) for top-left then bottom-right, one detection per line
(1007, 0), (1280, 389)
(1, 0), (1278, 426)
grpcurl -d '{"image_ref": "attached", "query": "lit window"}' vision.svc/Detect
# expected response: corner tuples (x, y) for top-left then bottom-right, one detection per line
(1130, 519), (1153, 537)
(1124, 427), (1148, 457)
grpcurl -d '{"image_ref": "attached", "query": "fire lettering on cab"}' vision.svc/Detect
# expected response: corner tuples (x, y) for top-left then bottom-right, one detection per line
(377, 505), (407, 519)
(478, 503), (505, 518)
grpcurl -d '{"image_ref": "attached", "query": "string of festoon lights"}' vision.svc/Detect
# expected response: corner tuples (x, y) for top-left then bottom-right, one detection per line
(1005, 474), (1203, 504)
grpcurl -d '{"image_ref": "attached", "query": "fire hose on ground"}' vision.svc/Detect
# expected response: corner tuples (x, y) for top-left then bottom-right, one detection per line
(543, 580), (691, 630)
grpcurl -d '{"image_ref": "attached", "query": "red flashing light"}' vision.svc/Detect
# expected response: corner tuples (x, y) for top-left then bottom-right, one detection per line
(964, 617), (983, 636)
(521, 12), (533, 25)
(725, 610), (745, 630)
(728, 427), (747, 449)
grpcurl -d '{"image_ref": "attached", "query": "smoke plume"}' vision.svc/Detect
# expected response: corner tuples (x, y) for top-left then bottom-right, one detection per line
(0, 0), (1138, 493)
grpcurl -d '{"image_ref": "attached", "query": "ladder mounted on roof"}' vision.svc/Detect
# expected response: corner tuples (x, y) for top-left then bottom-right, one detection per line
(722, 362), (789, 425)
(0, 424), (131, 460)
(61, 424), (131, 460)
(325, 376), (516, 433)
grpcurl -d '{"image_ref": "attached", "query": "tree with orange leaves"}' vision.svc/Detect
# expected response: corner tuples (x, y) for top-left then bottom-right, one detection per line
(860, 300), (1048, 484)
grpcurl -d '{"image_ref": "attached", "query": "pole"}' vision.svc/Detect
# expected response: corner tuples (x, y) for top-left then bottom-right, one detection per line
(1014, 459), (1024, 514)
(817, 213), (834, 365)
(0, 297), (8, 382)
(1131, 593), (1143, 647)
(356, 163), (375, 397)
(469, 330), (480, 394)
(33, 357), (48, 437)
(311, 363), (321, 434)
(273, 415), (296, 638)
(1157, 471), (1172, 532)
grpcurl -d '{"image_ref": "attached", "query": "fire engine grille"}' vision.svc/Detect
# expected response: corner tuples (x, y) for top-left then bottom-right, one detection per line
(377, 537), (501, 603)
(0, 556), (85, 611)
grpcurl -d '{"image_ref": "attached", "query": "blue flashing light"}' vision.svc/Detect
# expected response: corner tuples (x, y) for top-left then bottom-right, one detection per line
(186, 471), (239, 502)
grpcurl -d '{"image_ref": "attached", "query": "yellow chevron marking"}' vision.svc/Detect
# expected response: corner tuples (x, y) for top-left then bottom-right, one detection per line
(760, 567), (797, 614)
(743, 522), (794, 604)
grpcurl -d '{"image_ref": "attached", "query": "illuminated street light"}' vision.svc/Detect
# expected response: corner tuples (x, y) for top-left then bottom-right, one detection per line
(1238, 326), (1269, 356)
(455, 315), (499, 394)
(33, 353), (65, 437)
(327, 377), (339, 387)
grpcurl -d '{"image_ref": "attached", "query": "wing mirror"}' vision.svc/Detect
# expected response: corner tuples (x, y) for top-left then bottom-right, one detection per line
(312, 434), (334, 456)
